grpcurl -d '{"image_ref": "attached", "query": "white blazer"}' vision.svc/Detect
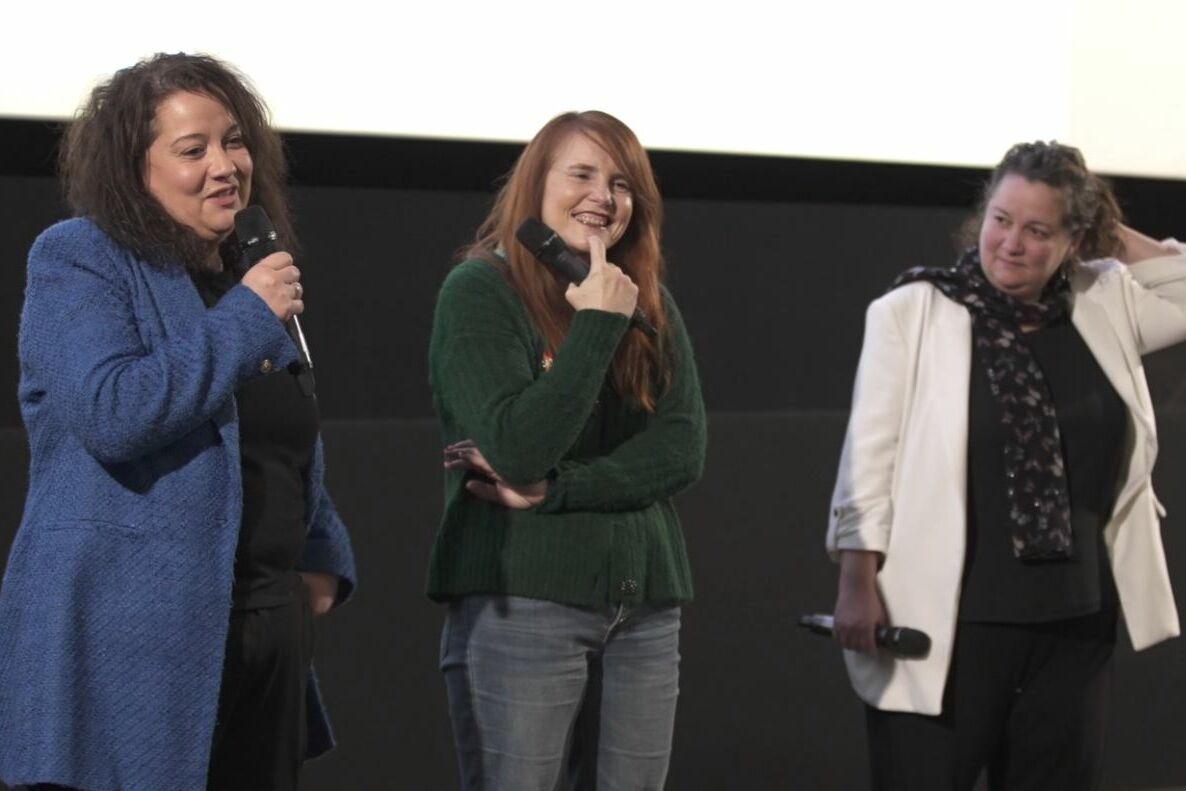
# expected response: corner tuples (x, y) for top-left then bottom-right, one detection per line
(827, 245), (1186, 715)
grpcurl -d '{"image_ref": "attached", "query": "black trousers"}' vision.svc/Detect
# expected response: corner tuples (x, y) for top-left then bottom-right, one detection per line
(865, 612), (1115, 791)
(206, 596), (315, 791)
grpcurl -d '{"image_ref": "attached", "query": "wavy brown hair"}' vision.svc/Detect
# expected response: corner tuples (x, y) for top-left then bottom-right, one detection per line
(59, 52), (295, 271)
(962, 140), (1124, 261)
(463, 111), (670, 412)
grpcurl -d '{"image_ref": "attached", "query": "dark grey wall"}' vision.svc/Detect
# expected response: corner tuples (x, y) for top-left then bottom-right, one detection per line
(3, 126), (1186, 789)
(0, 178), (974, 428)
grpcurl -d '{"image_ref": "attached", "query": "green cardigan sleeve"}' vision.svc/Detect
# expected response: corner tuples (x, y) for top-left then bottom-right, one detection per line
(429, 260), (629, 485)
(536, 291), (707, 513)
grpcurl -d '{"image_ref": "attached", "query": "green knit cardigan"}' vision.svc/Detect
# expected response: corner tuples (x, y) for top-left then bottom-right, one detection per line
(426, 259), (706, 607)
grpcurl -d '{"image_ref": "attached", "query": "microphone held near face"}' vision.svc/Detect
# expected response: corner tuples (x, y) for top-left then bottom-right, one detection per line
(234, 206), (316, 396)
(515, 217), (658, 339)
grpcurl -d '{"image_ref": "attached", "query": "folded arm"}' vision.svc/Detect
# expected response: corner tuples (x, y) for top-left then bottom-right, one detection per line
(535, 294), (707, 514)
(430, 262), (628, 484)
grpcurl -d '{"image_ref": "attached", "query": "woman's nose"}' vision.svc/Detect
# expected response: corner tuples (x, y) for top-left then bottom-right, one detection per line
(590, 181), (614, 207)
(1003, 226), (1025, 251)
(209, 148), (237, 178)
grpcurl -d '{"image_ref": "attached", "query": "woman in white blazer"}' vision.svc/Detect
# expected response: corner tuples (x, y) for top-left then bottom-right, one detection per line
(827, 141), (1186, 790)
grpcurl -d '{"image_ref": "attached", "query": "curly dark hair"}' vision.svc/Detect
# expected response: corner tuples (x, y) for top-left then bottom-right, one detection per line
(59, 52), (296, 271)
(962, 141), (1124, 262)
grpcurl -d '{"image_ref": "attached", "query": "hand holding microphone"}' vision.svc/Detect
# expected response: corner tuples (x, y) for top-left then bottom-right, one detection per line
(798, 614), (931, 659)
(240, 249), (303, 322)
(564, 235), (639, 318)
(234, 206), (315, 394)
(235, 206), (313, 367)
(515, 218), (657, 338)
(828, 548), (901, 656)
(801, 550), (931, 658)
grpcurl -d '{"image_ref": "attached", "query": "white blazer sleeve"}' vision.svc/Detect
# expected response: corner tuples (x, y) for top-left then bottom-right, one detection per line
(1113, 239), (1186, 355)
(827, 290), (912, 559)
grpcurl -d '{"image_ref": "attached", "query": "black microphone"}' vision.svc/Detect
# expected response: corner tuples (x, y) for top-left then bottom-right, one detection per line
(798, 614), (932, 659)
(515, 218), (658, 339)
(234, 206), (315, 395)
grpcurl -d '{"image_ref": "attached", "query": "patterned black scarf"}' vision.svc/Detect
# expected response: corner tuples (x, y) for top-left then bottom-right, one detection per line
(892, 249), (1073, 560)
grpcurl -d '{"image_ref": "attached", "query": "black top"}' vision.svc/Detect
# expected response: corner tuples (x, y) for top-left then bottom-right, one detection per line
(959, 317), (1126, 623)
(191, 268), (319, 610)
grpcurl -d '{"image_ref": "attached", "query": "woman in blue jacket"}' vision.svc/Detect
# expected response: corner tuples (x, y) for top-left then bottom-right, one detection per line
(0, 53), (355, 791)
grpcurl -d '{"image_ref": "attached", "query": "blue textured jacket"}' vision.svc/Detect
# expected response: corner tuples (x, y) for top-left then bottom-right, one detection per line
(0, 219), (357, 791)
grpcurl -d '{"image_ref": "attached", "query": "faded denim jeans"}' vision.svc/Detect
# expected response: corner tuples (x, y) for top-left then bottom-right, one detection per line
(440, 595), (681, 791)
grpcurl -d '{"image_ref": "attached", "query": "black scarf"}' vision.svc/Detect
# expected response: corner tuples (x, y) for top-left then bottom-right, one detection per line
(892, 249), (1073, 560)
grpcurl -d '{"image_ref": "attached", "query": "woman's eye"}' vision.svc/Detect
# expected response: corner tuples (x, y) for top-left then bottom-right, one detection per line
(226, 135), (246, 148)
(182, 147), (204, 158)
(612, 179), (631, 193)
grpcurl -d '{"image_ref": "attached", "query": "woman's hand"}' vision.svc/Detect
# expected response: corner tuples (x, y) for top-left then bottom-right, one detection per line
(833, 550), (887, 656)
(565, 235), (638, 318)
(241, 251), (304, 321)
(298, 571), (339, 616)
(1117, 224), (1180, 264)
(443, 439), (548, 509)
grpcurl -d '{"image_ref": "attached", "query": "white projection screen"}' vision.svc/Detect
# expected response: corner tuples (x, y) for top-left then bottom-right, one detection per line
(3, 0), (1184, 178)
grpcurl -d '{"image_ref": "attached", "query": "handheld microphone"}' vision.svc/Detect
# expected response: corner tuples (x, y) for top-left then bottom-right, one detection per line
(234, 206), (315, 395)
(515, 218), (658, 339)
(798, 614), (932, 659)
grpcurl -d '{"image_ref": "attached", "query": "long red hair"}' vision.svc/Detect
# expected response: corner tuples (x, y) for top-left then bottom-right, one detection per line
(464, 111), (670, 411)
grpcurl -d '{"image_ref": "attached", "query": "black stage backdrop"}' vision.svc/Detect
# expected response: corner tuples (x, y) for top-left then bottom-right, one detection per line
(2, 119), (1185, 789)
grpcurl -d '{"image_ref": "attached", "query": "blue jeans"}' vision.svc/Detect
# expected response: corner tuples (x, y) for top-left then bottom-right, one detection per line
(440, 595), (681, 791)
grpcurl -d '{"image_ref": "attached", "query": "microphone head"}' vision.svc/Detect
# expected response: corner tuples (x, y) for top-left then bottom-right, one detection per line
(515, 218), (566, 265)
(234, 204), (274, 238)
(884, 627), (931, 659)
(234, 206), (278, 266)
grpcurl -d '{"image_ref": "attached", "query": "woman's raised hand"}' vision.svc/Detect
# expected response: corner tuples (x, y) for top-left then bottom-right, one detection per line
(565, 235), (638, 318)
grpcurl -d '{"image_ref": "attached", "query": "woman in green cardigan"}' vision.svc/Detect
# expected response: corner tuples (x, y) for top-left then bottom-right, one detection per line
(427, 110), (707, 790)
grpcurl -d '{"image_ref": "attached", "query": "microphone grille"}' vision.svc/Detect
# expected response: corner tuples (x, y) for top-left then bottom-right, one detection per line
(892, 628), (932, 658)
(234, 205), (275, 247)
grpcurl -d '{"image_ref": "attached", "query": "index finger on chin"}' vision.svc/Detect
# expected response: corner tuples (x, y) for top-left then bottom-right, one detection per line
(587, 234), (607, 271)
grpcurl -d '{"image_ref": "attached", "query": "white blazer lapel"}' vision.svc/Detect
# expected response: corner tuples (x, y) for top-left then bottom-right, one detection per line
(925, 294), (973, 485)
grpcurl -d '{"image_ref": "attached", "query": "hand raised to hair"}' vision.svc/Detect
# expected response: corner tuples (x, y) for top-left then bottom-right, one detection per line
(564, 235), (638, 318)
(443, 439), (548, 510)
(1116, 224), (1181, 264)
